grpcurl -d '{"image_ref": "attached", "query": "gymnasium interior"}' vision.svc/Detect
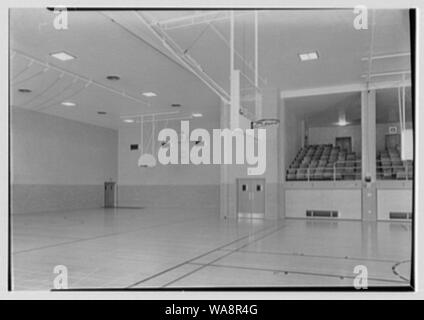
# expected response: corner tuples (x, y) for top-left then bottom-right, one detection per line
(10, 8), (414, 289)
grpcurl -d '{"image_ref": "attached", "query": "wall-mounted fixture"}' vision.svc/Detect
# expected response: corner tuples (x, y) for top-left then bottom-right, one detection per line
(106, 75), (120, 81)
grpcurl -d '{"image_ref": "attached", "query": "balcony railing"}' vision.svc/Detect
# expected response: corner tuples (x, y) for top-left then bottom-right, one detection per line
(286, 160), (362, 181)
(376, 163), (413, 180)
(286, 160), (414, 181)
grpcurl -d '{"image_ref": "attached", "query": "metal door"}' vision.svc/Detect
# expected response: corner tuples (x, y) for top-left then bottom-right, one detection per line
(104, 182), (116, 208)
(251, 179), (265, 218)
(237, 179), (252, 216)
(237, 178), (265, 219)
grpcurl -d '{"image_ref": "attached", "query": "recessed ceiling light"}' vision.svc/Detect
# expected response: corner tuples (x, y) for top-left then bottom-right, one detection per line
(123, 119), (134, 123)
(97, 111), (107, 115)
(298, 51), (319, 61)
(192, 113), (203, 118)
(18, 88), (32, 93)
(171, 103), (181, 107)
(50, 51), (76, 61)
(106, 75), (120, 81)
(61, 101), (76, 107)
(142, 92), (157, 97)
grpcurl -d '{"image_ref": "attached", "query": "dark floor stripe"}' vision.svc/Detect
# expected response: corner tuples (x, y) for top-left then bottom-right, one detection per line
(217, 248), (402, 264)
(185, 262), (408, 285)
(127, 223), (282, 288)
(392, 260), (411, 282)
(13, 215), (206, 254)
(160, 224), (287, 288)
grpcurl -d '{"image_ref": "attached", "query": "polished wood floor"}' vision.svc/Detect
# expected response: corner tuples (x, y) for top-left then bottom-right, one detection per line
(11, 208), (412, 290)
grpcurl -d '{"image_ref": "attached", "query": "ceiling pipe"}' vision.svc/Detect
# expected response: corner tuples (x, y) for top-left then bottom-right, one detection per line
(361, 70), (411, 78)
(157, 11), (252, 30)
(120, 110), (179, 119)
(207, 22), (267, 86)
(134, 11), (231, 104)
(366, 9), (377, 85)
(12, 49), (151, 107)
(361, 52), (410, 61)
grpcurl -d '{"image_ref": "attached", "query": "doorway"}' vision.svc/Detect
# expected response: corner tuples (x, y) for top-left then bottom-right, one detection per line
(237, 178), (266, 219)
(104, 182), (116, 208)
(335, 136), (352, 153)
(385, 133), (401, 151)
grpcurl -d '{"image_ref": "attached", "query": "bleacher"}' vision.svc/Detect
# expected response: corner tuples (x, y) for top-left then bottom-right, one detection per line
(286, 144), (361, 181)
(377, 148), (413, 180)
(287, 145), (414, 181)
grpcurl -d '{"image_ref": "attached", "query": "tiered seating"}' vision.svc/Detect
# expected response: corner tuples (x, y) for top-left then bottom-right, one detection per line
(377, 148), (413, 180)
(287, 145), (414, 181)
(286, 144), (360, 181)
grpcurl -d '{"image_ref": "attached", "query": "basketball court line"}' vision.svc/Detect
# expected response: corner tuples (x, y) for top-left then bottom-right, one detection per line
(12, 214), (207, 255)
(159, 224), (288, 287)
(217, 248), (404, 264)
(392, 260), (411, 282)
(158, 224), (410, 287)
(127, 223), (284, 288)
(183, 262), (408, 285)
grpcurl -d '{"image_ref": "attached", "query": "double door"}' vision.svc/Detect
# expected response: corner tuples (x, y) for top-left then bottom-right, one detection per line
(237, 178), (266, 219)
(104, 182), (116, 208)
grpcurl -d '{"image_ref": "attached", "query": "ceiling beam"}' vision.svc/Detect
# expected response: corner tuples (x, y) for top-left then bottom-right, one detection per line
(134, 11), (230, 103)
(157, 11), (252, 30)
(361, 70), (411, 78)
(281, 79), (412, 99)
(361, 52), (410, 61)
(12, 49), (151, 107)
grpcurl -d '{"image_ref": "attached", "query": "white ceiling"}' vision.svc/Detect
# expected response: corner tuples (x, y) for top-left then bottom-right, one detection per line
(286, 87), (412, 127)
(10, 9), (411, 129)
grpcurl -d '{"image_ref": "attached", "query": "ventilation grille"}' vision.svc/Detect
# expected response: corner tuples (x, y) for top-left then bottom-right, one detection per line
(389, 212), (412, 220)
(306, 210), (338, 218)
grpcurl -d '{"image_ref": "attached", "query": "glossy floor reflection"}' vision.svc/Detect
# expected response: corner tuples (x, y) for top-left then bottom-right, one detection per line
(12, 208), (412, 290)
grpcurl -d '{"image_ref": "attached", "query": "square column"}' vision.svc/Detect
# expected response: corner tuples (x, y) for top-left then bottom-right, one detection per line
(361, 89), (377, 221)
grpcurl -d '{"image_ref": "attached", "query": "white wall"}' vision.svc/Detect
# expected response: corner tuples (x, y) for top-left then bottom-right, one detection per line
(118, 115), (221, 209)
(377, 189), (413, 220)
(308, 125), (362, 154)
(118, 116), (220, 186)
(12, 107), (118, 185)
(285, 188), (362, 220)
(308, 121), (413, 155)
(375, 122), (413, 151)
(11, 107), (118, 213)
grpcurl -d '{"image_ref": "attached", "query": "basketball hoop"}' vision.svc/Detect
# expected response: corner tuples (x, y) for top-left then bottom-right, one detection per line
(251, 118), (280, 129)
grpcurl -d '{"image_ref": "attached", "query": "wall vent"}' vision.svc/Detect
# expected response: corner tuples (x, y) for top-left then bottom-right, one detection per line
(130, 144), (139, 150)
(389, 212), (412, 220)
(306, 210), (338, 218)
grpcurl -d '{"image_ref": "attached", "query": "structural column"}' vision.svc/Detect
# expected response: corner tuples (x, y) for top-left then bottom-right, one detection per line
(278, 96), (286, 219)
(361, 89), (377, 221)
(219, 98), (230, 219)
(261, 87), (281, 220)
